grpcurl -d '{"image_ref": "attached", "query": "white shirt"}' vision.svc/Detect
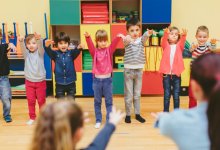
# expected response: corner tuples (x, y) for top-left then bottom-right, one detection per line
(170, 44), (177, 74)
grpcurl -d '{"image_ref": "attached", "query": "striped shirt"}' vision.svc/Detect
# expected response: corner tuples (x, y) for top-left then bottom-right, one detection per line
(123, 32), (148, 69)
(191, 42), (216, 66)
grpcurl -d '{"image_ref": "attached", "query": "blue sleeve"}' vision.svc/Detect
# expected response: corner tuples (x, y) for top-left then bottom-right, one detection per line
(0, 44), (9, 54)
(44, 46), (57, 60)
(85, 123), (116, 150)
(71, 48), (81, 60)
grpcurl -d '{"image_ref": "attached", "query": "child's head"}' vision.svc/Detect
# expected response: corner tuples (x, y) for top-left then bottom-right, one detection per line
(168, 26), (180, 44)
(31, 101), (84, 150)
(25, 34), (38, 52)
(191, 53), (220, 150)
(54, 32), (70, 52)
(126, 18), (141, 39)
(195, 26), (209, 46)
(95, 29), (108, 49)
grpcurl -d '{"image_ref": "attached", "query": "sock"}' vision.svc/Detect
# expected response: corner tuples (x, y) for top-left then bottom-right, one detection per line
(125, 116), (131, 123)
(135, 114), (146, 123)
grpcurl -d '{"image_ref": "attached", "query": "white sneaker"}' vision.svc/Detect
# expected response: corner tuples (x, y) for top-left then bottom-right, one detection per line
(26, 119), (35, 125)
(94, 122), (101, 129)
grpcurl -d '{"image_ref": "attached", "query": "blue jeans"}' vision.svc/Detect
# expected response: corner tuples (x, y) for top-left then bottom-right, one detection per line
(93, 77), (113, 123)
(163, 74), (181, 112)
(0, 76), (12, 118)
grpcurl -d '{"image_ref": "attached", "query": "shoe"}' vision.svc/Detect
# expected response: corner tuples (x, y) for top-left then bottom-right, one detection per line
(125, 116), (131, 123)
(94, 122), (101, 129)
(4, 115), (12, 123)
(135, 114), (146, 123)
(26, 119), (35, 125)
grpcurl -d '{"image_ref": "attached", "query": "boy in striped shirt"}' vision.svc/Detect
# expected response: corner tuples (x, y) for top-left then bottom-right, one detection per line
(123, 18), (153, 123)
(189, 25), (217, 108)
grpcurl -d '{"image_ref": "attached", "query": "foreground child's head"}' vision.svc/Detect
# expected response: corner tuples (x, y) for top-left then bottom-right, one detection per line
(168, 26), (180, 44)
(25, 34), (38, 52)
(95, 29), (108, 49)
(54, 32), (70, 52)
(195, 26), (209, 46)
(126, 18), (141, 39)
(31, 101), (84, 150)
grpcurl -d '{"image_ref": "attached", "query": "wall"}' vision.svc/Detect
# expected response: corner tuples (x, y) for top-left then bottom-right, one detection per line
(0, 0), (219, 45)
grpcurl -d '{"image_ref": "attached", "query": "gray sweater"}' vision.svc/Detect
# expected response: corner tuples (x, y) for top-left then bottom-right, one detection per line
(20, 39), (46, 82)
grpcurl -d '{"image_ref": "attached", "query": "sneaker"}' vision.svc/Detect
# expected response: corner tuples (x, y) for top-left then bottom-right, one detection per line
(4, 115), (12, 123)
(26, 119), (35, 125)
(94, 122), (101, 129)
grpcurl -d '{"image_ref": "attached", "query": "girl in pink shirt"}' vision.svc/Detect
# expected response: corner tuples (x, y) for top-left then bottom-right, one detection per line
(84, 30), (123, 128)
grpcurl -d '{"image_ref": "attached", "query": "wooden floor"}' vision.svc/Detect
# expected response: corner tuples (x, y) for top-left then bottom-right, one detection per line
(0, 96), (189, 150)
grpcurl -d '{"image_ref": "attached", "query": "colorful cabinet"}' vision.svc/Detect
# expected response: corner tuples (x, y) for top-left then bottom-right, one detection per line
(76, 72), (82, 95)
(80, 24), (111, 49)
(181, 59), (191, 86)
(113, 72), (124, 94)
(142, 0), (172, 24)
(50, 0), (80, 25)
(82, 72), (94, 96)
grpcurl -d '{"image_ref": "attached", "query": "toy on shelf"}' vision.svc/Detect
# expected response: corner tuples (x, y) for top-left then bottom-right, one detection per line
(81, 3), (109, 24)
(112, 11), (139, 23)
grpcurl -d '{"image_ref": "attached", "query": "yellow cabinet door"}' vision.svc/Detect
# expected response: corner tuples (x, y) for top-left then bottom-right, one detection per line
(76, 72), (82, 96)
(181, 58), (191, 86)
(80, 24), (111, 49)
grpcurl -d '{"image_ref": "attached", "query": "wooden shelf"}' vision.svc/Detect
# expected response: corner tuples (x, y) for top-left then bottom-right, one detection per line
(9, 75), (25, 79)
(8, 55), (24, 59)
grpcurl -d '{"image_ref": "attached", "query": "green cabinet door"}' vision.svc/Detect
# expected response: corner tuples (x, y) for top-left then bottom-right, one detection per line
(50, 0), (80, 25)
(113, 72), (124, 94)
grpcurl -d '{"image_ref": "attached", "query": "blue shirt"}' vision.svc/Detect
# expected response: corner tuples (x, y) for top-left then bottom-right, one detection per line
(155, 102), (210, 150)
(45, 46), (81, 85)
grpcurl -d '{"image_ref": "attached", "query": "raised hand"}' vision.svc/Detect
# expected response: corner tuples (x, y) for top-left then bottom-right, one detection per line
(45, 39), (54, 47)
(181, 29), (188, 36)
(124, 35), (133, 44)
(147, 29), (154, 36)
(191, 42), (199, 51)
(84, 32), (90, 37)
(7, 43), (16, 51)
(117, 33), (125, 39)
(34, 32), (41, 40)
(77, 43), (85, 49)
(109, 106), (125, 126)
(18, 36), (24, 42)
(210, 38), (217, 45)
(163, 27), (170, 34)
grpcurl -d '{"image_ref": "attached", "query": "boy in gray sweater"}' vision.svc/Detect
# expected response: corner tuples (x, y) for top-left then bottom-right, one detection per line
(19, 33), (46, 125)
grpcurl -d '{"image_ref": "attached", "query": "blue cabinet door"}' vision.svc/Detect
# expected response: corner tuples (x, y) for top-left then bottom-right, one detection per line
(82, 72), (94, 96)
(142, 0), (172, 23)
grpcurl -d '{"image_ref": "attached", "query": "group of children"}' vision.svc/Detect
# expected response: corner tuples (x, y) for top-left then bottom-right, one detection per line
(0, 18), (218, 129)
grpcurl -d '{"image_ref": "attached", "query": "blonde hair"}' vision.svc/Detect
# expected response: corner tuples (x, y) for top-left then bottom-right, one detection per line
(30, 101), (83, 150)
(196, 25), (209, 35)
(25, 34), (36, 44)
(168, 26), (180, 42)
(95, 29), (108, 48)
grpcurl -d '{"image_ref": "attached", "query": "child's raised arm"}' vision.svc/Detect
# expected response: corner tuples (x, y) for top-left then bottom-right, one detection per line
(84, 32), (95, 57)
(44, 39), (57, 60)
(178, 29), (187, 51)
(141, 29), (153, 45)
(209, 39), (217, 51)
(70, 43), (84, 60)
(19, 36), (28, 58)
(109, 34), (123, 54)
(161, 28), (170, 49)
(34, 33), (44, 56)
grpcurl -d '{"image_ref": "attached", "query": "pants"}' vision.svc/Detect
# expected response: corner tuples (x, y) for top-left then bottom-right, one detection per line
(124, 68), (143, 116)
(55, 82), (76, 100)
(188, 77), (197, 108)
(93, 77), (113, 123)
(163, 74), (181, 112)
(25, 79), (46, 120)
(0, 76), (12, 119)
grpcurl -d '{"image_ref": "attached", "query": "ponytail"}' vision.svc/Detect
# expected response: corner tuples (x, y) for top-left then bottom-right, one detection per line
(207, 78), (220, 150)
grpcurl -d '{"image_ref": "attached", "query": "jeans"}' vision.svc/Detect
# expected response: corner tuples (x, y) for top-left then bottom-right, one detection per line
(0, 76), (12, 118)
(124, 68), (143, 116)
(93, 77), (113, 123)
(163, 74), (181, 112)
(56, 82), (76, 100)
(25, 80), (46, 120)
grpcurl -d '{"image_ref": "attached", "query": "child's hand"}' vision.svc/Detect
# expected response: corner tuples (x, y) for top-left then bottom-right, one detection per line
(77, 43), (85, 49)
(147, 29), (154, 36)
(34, 32), (41, 40)
(84, 32), (90, 37)
(7, 43), (16, 51)
(18, 36), (24, 42)
(163, 28), (170, 34)
(210, 39), (217, 45)
(109, 106), (125, 126)
(45, 39), (54, 47)
(191, 43), (199, 51)
(181, 29), (188, 36)
(124, 35), (133, 44)
(117, 33), (125, 39)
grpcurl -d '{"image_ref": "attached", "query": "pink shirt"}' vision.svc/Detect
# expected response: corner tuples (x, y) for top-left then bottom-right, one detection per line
(85, 36), (120, 75)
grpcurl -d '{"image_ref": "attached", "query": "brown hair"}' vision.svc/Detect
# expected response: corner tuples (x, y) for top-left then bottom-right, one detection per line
(191, 53), (220, 150)
(54, 32), (70, 47)
(168, 26), (180, 42)
(30, 101), (83, 150)
(95, 29), (108, 48)
(196, 25), (209, 35)
(25, 34), (36, 44)
(126, 18), (141, 31)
